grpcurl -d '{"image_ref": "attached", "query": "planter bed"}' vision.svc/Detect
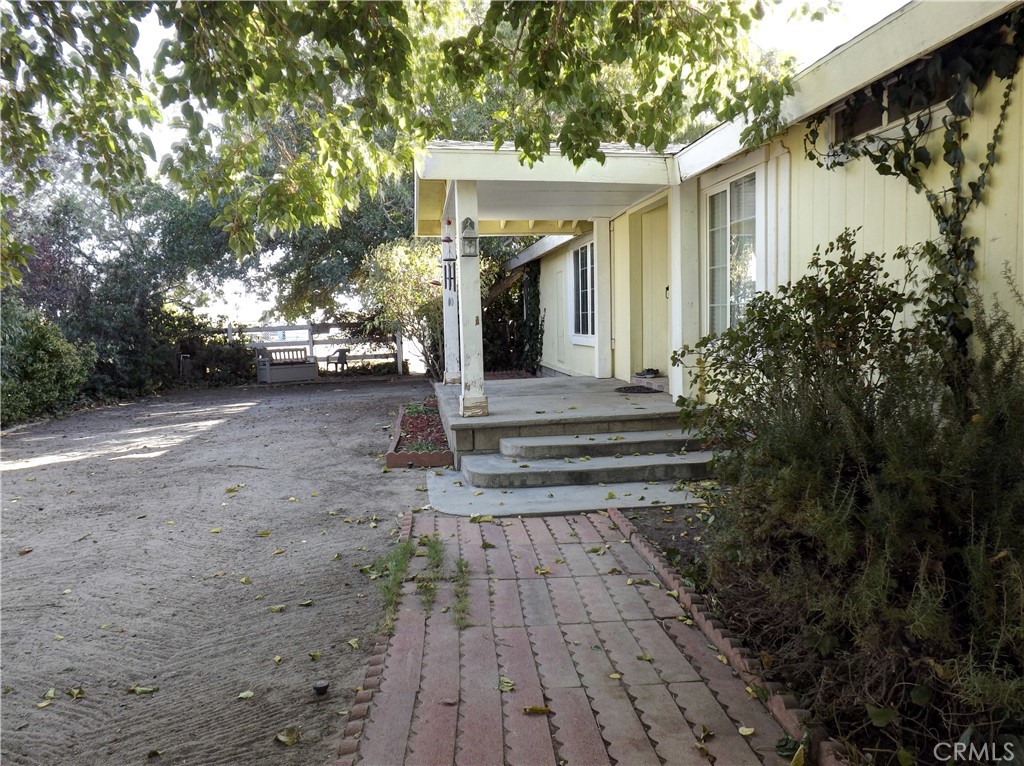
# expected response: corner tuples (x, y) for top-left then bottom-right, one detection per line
(384, 397), (454, 469)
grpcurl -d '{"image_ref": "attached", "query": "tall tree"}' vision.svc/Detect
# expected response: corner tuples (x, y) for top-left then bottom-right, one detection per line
(2, 1), (793, 285)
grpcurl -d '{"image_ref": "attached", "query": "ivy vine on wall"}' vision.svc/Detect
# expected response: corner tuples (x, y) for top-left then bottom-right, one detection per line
(803, 8), (1023, 374)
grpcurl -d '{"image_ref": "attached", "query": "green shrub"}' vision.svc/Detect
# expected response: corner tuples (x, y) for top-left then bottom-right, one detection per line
(190, 339), (256, 385)
(674, 231), (1024, 763)
(1, 296), (95, 425)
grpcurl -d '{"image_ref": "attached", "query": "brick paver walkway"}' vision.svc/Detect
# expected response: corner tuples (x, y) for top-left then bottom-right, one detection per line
(341, 512), (790, 766)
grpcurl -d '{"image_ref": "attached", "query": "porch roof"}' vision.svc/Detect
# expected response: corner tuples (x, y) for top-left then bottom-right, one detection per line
(414, 141), (675, 237)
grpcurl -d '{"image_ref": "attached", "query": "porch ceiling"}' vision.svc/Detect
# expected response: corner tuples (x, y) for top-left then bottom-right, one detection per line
(415, 142), (673, 237)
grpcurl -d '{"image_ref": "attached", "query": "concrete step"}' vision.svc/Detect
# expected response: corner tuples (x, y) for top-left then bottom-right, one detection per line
(461, 451), (712, 489)
(425, 470), (701, 517)
(500, 429), (704, 460)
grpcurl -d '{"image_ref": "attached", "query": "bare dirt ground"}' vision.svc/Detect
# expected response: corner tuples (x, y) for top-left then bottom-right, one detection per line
(1, 376), (432, 765)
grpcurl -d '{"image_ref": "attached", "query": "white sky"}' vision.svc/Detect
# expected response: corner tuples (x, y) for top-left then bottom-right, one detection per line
(134, 0), (912, 324)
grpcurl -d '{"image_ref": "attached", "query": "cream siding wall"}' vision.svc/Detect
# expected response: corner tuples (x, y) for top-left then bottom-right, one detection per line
(537, 243), (596, 377)
(776, 73), (1024, 327)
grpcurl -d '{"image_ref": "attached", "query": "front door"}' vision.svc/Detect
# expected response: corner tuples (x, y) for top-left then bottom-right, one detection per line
(640, 205), (669, 375)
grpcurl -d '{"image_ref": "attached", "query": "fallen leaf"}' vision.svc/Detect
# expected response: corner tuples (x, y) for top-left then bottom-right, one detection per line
(346, 638), (359, 649)
(211, 571), (226, 578)
(288, 497), (297, 502)
(225, 484), (244, 494)
(100, 623), (114, 630)
(238, 690), (254, 699)
(257, 530), (271, 537)
(496, 676), (515, 693)
(697, 723), (714, 742)
(522, 706), (552, 715)
(534, 564), (551, 575)
(717, 654), (730, 665)
(739, 726), (756, 736)
(18, 547), (33, 556)
(61, 589), (72, 595)
(127, 685), (159, 695)
(272, 549), (285, 555)
(54, 634), (64, 641)
(36, 699), (53, 708)
(146, 750), (163, 759)
(275, 726), (301, 746)
(609, 673), (622, 680)
(298, 599), (314, 607)
(473, 490), (484, 496)
(209, 528), (222, 534)
(309, 652), (321, 661)
(665, 590), (679, 598)
(273, 656), (283, 665)
(254, 594), (265, 601)
(637, 654), (654, 662)
(469, 514), (493, 524)
(239, 577), (251, 584)
(311, 492), (319, 497)
(607, 567), (623, 575)
(481, 541), (496, 549)
(268, 605), (286, 613)
(791, 744), (806, 766)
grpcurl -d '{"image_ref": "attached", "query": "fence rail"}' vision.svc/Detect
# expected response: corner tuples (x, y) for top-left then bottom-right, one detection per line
(220, 322), (404, 374)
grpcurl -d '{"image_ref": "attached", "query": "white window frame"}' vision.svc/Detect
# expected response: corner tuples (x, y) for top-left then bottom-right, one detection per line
(568, 240), (596, 347)
(701, 162), (766, 336)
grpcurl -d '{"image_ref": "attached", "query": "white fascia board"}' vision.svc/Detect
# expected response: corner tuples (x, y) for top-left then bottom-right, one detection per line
(781, 1), (1016, 125)
(673, 0), (1016, 182)
(420, 145), (672, 187)
(504, 235), (576, 270)
(675, 120), (749, 182)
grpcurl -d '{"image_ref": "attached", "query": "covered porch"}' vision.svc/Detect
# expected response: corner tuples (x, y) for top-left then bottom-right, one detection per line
(434, 376), (681, 463)
(415, 141), (680, 422)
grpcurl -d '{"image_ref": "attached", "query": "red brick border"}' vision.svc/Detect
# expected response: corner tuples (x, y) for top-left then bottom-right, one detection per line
(332, 510), (418, 764)
(607, 507), (848, 766)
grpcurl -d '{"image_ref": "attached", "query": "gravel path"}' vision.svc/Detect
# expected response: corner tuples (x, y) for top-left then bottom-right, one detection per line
(1, 377), (432, 765)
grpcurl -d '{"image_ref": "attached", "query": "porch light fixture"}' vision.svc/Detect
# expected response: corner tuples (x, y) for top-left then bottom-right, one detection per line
(460, 216), (479, 258)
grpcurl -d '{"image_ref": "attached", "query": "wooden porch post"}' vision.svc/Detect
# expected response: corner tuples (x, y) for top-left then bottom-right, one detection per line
(593, 217), (613, 378)
(440, 207), (461, 385)
(454, 180), (488, 417)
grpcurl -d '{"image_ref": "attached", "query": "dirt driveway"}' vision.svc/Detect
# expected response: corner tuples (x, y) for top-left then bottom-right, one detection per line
(1, 377), (432, 765)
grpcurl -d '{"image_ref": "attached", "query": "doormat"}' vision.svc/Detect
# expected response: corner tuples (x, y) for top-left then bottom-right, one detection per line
(614, 385), (661, 394)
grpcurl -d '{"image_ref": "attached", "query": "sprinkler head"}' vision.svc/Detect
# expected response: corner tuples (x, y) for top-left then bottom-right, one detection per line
(313, 680), (330, 696)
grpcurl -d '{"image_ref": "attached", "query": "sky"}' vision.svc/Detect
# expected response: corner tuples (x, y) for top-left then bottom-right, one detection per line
(135, 0), (912, 324)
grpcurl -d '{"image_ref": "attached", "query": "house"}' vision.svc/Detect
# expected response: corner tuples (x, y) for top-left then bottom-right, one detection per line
(414, 0), (1023, 418)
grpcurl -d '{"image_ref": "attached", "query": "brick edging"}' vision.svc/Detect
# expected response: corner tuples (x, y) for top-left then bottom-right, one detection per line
(607, 507), (848, 766)
(332, 513), (417, 765)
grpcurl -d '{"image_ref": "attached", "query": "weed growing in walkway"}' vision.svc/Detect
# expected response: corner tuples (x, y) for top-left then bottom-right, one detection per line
(372, 539), (415, 634)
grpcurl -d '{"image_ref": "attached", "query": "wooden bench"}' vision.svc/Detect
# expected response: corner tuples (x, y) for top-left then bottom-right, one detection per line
(256, 347), (318, 383)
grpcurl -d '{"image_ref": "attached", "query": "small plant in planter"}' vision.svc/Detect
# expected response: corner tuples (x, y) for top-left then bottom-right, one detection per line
(385, 397), (454, 468)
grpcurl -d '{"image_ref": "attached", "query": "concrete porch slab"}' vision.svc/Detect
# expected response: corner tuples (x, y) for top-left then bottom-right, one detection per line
(434, 377), (682, 463)
(426, 468), (699, 517)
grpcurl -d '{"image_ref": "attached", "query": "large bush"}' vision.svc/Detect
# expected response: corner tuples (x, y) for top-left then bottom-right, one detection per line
(675, 231), (1023, 764)
(1, 296), (95, 425)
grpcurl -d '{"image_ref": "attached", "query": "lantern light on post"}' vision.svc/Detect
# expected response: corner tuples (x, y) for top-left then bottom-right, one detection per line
(460, 216), (479, 258)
